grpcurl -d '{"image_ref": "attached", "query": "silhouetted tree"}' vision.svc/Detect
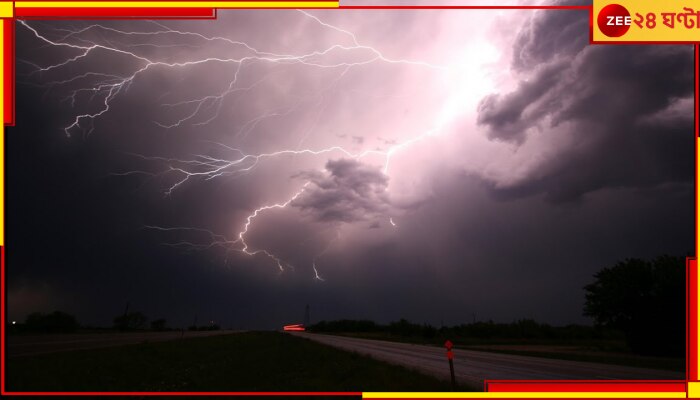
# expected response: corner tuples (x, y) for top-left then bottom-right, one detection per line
(584, 255), (685, 356)
(150, 318), (167, 331)
(114, 311), (148, 331)
(389, 319), (421, 337)
(24, 311), (79, 333)
(308, 319), (380, 333)
(422, 323), (437, 339)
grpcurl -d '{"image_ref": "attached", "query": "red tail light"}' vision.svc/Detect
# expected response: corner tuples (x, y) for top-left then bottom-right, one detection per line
(283, 324), (305, 331)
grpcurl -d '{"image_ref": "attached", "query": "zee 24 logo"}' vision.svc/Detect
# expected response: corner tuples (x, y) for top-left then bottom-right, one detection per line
(597, 4), (633, 37)
(597, 2), (700, 38)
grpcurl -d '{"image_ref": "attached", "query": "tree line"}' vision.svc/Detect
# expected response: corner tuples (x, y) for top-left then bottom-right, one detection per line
(309, 319), (623, 345)
(8, 310), (221, 333)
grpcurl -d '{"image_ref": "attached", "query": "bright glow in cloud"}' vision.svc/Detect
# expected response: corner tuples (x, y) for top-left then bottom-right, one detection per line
(16, 10), (516, 281)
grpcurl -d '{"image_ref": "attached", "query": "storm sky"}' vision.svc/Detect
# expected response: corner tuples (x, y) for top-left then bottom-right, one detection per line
(7, 3), (695, 329)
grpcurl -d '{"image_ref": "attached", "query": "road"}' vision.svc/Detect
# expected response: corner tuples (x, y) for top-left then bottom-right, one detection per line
(292, 333), (684, 387)
(7, 330), (236, 357)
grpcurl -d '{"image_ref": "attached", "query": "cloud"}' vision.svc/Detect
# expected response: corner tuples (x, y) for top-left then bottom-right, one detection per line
(476, 8), (694, 202)
(511, 6), (590, 72)
(8, 8), (694, 329)
(477, 60), (569, 144)
(292, 159), (392, 223)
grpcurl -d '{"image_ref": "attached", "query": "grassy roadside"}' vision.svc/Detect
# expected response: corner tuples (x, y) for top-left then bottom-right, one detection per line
(458, 347), (685, 372)
(7, 331), (470, 392)
(312, 332), (684, 372)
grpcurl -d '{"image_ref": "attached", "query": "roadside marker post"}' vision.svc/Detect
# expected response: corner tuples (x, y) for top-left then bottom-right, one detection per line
(444, 340), (456, 390)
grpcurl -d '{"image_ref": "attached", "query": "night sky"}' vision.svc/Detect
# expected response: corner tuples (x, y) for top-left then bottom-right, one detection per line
(7, 2), (695, 329)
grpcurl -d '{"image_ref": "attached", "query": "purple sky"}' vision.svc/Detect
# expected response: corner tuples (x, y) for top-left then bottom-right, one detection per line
(7, 3), (694, 329)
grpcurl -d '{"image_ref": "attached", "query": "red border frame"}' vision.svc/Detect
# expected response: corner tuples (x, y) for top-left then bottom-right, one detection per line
(1, 1), (697, 398)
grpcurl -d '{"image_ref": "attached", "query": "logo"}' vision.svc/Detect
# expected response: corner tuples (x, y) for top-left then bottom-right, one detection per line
(593, 0), (700, 42)
(597, 3), (632, 37)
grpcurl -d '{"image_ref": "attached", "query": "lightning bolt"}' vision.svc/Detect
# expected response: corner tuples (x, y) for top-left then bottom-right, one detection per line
(20, 11), (476, 280)
(237, 182), (310, 272)
(20, 13), (445, 137)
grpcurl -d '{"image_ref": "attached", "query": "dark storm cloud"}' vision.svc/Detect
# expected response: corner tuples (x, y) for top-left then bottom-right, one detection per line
(477, 9), (694, 202)
(7, 7), (694, 331)
(511, 4), (590, 72)
(476, 60), (568, 143)
(293, 159), (391, 223)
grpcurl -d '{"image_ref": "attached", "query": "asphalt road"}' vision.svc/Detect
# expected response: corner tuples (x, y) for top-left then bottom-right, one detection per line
(292, 333), (684, 387)
(7, 330), (236, 357)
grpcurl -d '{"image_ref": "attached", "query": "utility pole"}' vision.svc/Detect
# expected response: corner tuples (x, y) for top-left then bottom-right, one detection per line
(118, 301), (130, 331)
(303, 304), (310, 327)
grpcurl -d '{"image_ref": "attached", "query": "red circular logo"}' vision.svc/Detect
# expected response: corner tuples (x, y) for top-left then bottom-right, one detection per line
(597, 4), (631, 37)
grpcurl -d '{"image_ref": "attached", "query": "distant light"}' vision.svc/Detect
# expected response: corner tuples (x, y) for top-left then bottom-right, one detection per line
(283, 324), (305, 331)
(11, 321), (16, 325)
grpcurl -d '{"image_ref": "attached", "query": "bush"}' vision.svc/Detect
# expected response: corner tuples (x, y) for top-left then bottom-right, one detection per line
(150, 318), (167, 331)
(24, 311), (79, 333)
(114, 311), (148, 331)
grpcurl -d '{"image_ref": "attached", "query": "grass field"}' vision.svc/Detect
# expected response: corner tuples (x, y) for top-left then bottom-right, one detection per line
(6, 331), (465, 392)
(460, 346), (685, 372)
